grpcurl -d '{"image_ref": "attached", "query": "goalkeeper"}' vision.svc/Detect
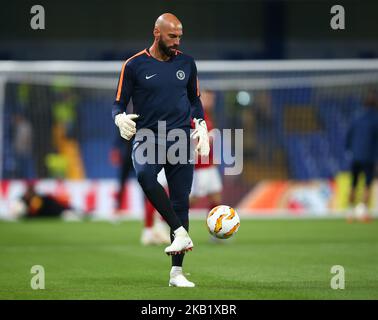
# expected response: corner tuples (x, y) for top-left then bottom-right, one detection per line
(112, 13), (209, 287)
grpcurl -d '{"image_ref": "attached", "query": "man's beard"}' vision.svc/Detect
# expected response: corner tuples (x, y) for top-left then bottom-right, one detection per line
(158, 38), (178, 57)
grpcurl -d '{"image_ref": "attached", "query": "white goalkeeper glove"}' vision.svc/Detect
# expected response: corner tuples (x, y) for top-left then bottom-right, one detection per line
(114, 112), (139, 140)
(191, 118), (210, 157)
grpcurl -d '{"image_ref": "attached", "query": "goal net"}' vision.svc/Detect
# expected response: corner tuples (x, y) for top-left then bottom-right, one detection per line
(1, 59), (378, 218)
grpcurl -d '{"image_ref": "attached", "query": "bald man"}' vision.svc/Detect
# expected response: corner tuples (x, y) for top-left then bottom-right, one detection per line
(112, 13), (210, 287)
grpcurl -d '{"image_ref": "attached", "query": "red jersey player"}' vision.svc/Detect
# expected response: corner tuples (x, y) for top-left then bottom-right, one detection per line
(190, 90), (223, 211)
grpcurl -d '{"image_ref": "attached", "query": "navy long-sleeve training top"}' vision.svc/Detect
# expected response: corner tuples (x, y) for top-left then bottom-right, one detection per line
(112, 48), (204, 133)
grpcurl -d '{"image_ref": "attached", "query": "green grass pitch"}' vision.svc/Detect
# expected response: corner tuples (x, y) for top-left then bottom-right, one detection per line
(0, 218), (377, 300)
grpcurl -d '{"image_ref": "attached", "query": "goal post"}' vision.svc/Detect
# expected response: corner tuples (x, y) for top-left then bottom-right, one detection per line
(1, 59), (378, 218)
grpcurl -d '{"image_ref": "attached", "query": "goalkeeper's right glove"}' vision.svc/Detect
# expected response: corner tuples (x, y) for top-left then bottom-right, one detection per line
(114, 112), (139, 140)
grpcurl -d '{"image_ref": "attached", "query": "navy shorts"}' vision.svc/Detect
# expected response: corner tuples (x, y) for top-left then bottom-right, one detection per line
(131, 136), (195, 221)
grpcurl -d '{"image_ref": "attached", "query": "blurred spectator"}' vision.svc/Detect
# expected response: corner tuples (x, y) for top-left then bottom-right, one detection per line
(50, 83), (85, 179)
(45, 152), (69, 178)
(12, 114), (35, 178)
(345, 90), (378, 222)
(52, 84), (78, 139)
(190, 90), (223, 213)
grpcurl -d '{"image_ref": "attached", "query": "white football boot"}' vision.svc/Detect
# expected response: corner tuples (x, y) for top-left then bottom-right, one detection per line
(164, 226), (193, 255)
(169, 268), (195, 287)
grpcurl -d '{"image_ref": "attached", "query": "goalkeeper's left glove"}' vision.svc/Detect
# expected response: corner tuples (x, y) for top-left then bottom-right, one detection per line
(191, 118), (210, 157)
(114, 112), (139, 140)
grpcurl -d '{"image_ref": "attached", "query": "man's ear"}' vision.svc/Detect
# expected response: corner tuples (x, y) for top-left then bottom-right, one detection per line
(153, 27), (160, 38)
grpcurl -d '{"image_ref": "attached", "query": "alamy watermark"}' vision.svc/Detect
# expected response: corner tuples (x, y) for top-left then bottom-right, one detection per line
(131, 121), (243, 176)
(30, 5), (45, 30)
(30, 265), (45, 290)
(330, 265), (345, 290)
(330, 5), (345, 30)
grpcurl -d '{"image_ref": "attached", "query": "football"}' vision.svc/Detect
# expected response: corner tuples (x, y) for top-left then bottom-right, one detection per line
(207, 205), (240, 239)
